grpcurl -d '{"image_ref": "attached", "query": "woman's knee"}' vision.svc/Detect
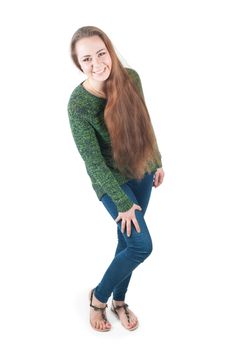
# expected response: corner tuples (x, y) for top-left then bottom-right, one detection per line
(127, 237), (153, 263)
(139, 238), (153, 260)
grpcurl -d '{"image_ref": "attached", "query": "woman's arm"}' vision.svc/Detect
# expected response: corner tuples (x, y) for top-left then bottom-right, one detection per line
(68, 111), (134, 213)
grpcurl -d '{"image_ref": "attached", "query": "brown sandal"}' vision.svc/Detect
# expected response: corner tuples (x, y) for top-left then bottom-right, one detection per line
(111, 301), (139, 331)
(89, 289), (111, 332)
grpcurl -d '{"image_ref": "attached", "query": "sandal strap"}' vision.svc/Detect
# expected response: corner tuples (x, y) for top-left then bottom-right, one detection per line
(89, 289), (108, 322)
(113, 303), (130, 323)
(90, 304), (108, 311)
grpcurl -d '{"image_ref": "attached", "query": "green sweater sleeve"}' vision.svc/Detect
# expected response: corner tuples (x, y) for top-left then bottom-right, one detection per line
(131, 69), (163, 168)
(68, 111), (134, 213)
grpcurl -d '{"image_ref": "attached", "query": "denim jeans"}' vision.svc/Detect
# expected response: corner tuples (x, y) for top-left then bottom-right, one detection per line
(94, 170), (156, 303)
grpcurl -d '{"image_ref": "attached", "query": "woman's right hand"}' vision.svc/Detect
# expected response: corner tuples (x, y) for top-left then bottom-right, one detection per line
(115, 204), (142, 237)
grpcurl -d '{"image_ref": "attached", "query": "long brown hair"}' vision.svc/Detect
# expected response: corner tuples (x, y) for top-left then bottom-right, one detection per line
(70, 26), (161, 180)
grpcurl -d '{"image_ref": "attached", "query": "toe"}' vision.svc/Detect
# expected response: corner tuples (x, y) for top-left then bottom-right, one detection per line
(127, 318), (137, 329)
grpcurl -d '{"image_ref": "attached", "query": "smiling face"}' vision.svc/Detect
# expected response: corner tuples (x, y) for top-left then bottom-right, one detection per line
(76, 35), (112, 83)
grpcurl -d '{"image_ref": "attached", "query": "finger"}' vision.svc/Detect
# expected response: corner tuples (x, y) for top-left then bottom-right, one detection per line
(132, 218), (141, 233)
(115, 215), (120, 223)
(157, 174), (163, 186)
(153, 175), (157, 187)
(155, 174), (159, 187)
(127, 220), (131, 237)
(121, 219), (126, 234)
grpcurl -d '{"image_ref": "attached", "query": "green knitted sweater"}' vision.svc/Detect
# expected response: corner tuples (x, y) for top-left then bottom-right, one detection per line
(67, 68), (162, 212)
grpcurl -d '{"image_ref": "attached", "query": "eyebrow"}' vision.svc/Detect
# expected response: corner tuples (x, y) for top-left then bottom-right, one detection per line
(81, 48), (105, 59)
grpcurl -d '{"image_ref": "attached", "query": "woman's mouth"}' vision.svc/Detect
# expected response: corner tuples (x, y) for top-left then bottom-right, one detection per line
(93, 67), (106, 75)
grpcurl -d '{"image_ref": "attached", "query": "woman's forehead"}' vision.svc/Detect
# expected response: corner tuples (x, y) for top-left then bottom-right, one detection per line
(76, 36), (106, 56)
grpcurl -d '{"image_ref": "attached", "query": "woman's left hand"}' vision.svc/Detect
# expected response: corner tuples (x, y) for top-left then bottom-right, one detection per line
(153, 167), (165, 188)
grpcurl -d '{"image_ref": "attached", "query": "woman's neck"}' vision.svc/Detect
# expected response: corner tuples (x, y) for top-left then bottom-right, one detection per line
(83, 78), (106, 98)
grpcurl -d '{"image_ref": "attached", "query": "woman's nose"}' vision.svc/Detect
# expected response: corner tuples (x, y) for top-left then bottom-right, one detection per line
(92, 55), (102, 66)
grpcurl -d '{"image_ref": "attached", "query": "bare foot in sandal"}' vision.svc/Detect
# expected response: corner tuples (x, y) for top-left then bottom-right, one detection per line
(111, 300), (139, 330)
(89, 289), (112, 332)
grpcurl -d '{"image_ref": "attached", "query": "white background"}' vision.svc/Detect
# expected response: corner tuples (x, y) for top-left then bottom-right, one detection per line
(0, 0), (232, 349)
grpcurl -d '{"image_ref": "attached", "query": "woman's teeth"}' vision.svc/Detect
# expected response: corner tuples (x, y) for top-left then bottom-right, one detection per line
(93, 67), (106, 74)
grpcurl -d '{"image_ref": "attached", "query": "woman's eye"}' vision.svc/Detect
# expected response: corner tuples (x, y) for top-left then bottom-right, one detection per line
(82, 52), (106, 62)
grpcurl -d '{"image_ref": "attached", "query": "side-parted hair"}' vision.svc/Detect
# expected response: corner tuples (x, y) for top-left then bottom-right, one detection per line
(70, 26), (162, 180)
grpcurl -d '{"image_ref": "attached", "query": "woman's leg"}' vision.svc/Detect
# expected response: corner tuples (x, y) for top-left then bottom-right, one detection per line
(112, 171), (156, 301)
(94, 171), (156, 303)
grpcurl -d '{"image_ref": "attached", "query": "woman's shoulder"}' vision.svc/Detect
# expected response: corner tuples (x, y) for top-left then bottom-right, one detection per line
(124, 67), (142, 87)
(68, 81), (90, 105)
(67, 84), (84, 115)
(124, 67), (144, 97)
(67, 82), (105, 118)
(125, 67), (140, 79)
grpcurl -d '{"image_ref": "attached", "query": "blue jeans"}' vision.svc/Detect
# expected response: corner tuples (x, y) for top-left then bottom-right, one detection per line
(94, 170), (156, 303)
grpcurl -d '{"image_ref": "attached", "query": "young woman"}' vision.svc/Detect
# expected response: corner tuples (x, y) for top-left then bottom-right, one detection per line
(68, 26), (165, 332)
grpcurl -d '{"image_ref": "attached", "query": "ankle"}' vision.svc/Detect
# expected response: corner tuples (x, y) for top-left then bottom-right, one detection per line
(113, 300), (125, 307)
(92, 294), (106, 308)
